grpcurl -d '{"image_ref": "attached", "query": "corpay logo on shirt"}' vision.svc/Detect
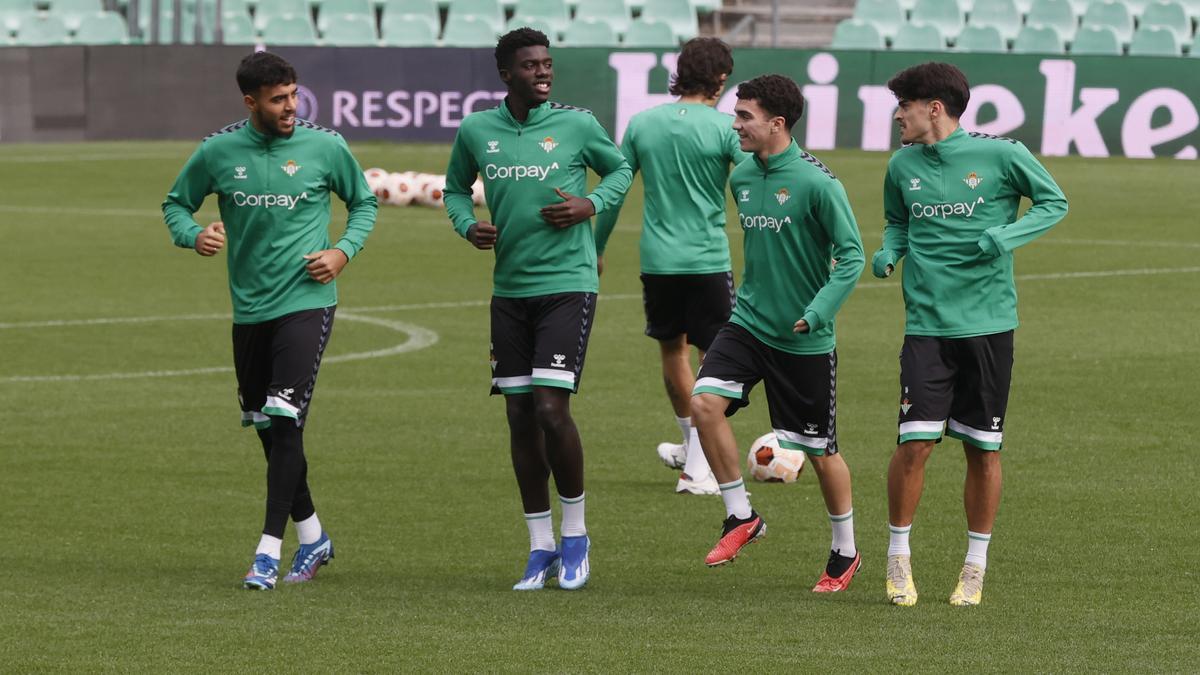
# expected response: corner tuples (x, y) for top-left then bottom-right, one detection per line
(910, 196), (985, 220)
(233, 191), (310, 210)
(483, 162), (560, 181)
(738, 213), (792, 233)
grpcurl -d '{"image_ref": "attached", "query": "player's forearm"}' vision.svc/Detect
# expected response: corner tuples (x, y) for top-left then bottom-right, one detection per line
(585, 163), (632, 216)
(335, 196), (378, 261)
(806, 238), (865, 331)
(162, 203), (203, 249)
(592, 199), (624, 254)
(444, 192), (478, 238)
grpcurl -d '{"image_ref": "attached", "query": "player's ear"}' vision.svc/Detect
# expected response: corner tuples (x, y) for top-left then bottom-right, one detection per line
(498, 68), (512, 85)
(243, 93), (257, 113)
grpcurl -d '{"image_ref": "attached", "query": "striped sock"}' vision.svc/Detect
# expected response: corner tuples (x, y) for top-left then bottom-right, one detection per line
(524, 510), (554, 552)
(560, 493), (586, 537)
(718, 478), (752, 519)
(966, 530), (991, 570)
(829, 509), (856, 557)
(888, 523), (912, 557)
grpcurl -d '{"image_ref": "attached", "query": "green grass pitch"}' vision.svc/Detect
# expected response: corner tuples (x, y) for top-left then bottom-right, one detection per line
(1, 141), (1196, 671)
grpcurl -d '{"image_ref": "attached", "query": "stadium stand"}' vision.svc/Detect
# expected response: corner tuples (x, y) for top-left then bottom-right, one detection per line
(321, 12), (378, 44)
(505, 14), (556, 38)
(966, 0), (1022, 41)
(1025, 0), (1078, 41)
(1191, 31), (1200, 53)
(574, 0), (630, 36)
(892, 20), (946, 48)
(832, 18), (886, 48)
(1070, 23), (1123, 51)
(254, 0), (308, 30)
(640, 0), (699, 40)
(380, 10), (439, 43)
(1138, 0), (1190, 45)
(1012, 23), (1067, 51)
(622, 16), (676, 45)
(1080, 0), (1134, 45)
(852, 0), (905, 40)
(512, 0), (570, 34)
(440, 12), (496, 44)
(909, 0), (965, 41)
(316, 0), (371, 32)
(219, 11), (256, 42)
(1128, 24), (1182, 53)
(956, 23), (1007, 50)
(15, 12), (69, 43)
(446, 0), (505, 33)
(561, 16), (618, 45)
(260, 12), (317, 44)
(72, 11), (130, 43)
(50, 0), (105, 32)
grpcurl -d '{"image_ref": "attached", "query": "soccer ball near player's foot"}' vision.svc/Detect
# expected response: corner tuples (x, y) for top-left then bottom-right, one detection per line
(747, 432), (805, 483)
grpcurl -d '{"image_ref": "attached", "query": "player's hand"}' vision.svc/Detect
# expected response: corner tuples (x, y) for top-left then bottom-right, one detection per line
(194, 221), (225, 256)
(597, 254), (605, 276)
(540, 188), (595, 229)
(468, 221), (497, 250)
(793, 319), (810, 333)
(303, 248), (349, 284)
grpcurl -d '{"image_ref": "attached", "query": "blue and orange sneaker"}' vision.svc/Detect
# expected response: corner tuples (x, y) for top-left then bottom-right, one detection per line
(242, 553), (279, 590)
(557, 535), (590, 590)
(512, 548), (561, 591)
(283, 532), (334, 584)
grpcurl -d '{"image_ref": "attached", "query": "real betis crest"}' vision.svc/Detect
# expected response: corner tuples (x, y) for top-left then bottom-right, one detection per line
(963, 171), (982, 190)
(539, 136), (558, 153)
(775, 188), (790, 206)
(281, 160), (302, 177)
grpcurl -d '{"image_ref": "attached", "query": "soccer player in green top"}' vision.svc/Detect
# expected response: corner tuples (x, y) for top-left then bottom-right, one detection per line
(593, 37), (748, 497)
(690, 75), (865, 592)
(162, 52), (377, 590)
(443, 28), (632, 591)
(872, 63), (1067, 607)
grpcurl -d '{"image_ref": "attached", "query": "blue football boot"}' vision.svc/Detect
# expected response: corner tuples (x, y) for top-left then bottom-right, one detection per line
(283, 531), (335, 584)
(512, 548), (561, 591)
(242, 553), (279, 590)
(558, 535), (590, 591)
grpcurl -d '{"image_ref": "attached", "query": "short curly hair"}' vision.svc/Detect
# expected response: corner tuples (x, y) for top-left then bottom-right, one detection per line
(236, 51), (296, 96)
(887, 62), (970, 118)
(735, 74), (805, 130)
(669, 37), (733, 98)
(495, 27), (551, 72)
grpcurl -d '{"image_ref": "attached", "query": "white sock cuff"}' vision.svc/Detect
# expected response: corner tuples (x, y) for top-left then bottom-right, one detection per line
(889, 523), (912, 534)
(829, 509), (853, 522)
(676, 416), (692, 426)
(968, 530), (992, 541)
(559, 493), (585, 505)
(718, 478), (744, 490)
(524, 509), (552, 519)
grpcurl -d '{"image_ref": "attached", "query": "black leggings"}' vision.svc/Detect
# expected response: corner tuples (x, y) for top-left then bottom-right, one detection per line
(257, 422), (315, 539)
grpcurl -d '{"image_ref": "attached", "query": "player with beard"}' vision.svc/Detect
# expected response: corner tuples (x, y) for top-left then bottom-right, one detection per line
(444, 28), (632, 591)
(162, 51), (377, 590)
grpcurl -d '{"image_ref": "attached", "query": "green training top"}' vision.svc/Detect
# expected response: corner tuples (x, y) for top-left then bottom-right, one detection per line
(444, 99), (632, 298)
(162, 119), (377, 324)
(728, 140), (865, 355)
(592, 102), (749, 275)
(871, 127), (1068, 338)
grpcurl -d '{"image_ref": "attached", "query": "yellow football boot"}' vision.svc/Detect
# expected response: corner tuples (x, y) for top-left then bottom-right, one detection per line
(886, 554), (918, 606)
(949, 562), (985, 607)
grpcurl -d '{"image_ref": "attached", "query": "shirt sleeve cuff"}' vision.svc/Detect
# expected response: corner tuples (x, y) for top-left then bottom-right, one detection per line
(977, 230), (1002, 258)
(871, 249), (897, 278)
(334, 240), (358, 262)
(585, 194), (605, 216)
(802, 310), (823, 332)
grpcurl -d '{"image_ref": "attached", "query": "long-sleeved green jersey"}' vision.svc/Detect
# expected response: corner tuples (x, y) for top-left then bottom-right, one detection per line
(872, 127), (1068, 337)
(728, 141), (865, 355)
(593, 102), (748, 275)
(444, 99), (632, 298)
(162, 119), (377, 324)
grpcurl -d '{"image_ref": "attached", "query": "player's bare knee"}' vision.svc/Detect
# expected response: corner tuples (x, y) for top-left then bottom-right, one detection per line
(689, 393), (726, 426)
(504, 394), (536, 427)
(532, 390), (574, 434)
(895, 440), (935, 466)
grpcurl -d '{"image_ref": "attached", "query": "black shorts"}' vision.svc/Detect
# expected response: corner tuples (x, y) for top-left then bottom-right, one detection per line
(490, 292), (597, 395)
(640, 271), (735, 350)
(897, 331), (1014, 451)
(232, 306), (335, 430)
(693, 322), (839, 456)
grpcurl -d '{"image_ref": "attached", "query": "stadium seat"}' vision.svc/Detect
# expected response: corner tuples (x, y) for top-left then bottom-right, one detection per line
(14, 13), (70, 44)
(139, 8), (199, 43)
(505, 14), (555, 38)
(381, 0), (438, 25)
(0, 0), (35, 11)
(1178, 0), (1200, 19)
(574, 0), (630, 36)
(1122, 0), (1150, 12)
(1012, 0), (1035, 12)
(561, 17), (617, 45)
(218, 10), (256, 42)
(1128, 25), (1182, 53)
(1080, 0), (1134, 45)
(512, 0), (569, 34)
(380, 11), (437, 44)
(441, 13), (496, 44)
(260, 13), (318, 43)
(322, 12), (377, 43)
(831, 18), (886, 48)
(690, 0), (719, 12)
(1065, 0), (1092, 13)
(955, 23), (1006, 50)
(1, 9), (31, 36)
(446, 0), (503, 32)
(852, 0), (905, 40)
(1012, 23), (1066, 51)
(909, 0), (965, 41)
(622, 17), (676, 45)
(1190, 30), (1200, 53)
(254, 0), (308, 30)
(316, 0), (371, 31)
(71, 10), (129, 43)
(1139, 1), (1190, 46)
(891, 21), (947, 48)
(640, 0), (699, 40)
(1025, 0), (1078, 40)
(966, 0), (1022, 41)
(48, 0), (104, 32)
(1070, 23), (1122, 52)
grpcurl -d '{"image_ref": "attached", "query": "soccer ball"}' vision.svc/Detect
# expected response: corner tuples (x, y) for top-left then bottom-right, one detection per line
(384, 171), (416, 206)
(471, 178), (485, 206)
(747, 432), (806, 483)
(363, 167), (388, 194)
(414, 173), (445, 208)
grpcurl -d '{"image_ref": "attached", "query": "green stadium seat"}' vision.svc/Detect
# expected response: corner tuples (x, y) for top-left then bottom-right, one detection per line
(380, 11), (437, 43)
(505, 14), (555, 38)
(574, 0), (629, 35)
(1013, 0), (1035, 12)
(217, 10), (256, 42)
(512, 0), (569, 34)
(141, 9), (199, 43)
(1, 9), (32, 36)
(1139, 1), (1190, 45)
(260, 13), (317, 43)
(690, 0), (718, 12)
(441, 13), (495, 44)
(967, 0), (1022, 41)
(1190, 30), (1200, 53)
(831, 18), (885, 48)
(622, 17), (676, 45)
(1081, 0), (1133, 45)
(446, 0), (503, 32)
(255, 0), (308, 29)
(381, 0), (437, 23)
(71, 10), (129, 43)
(48, 0), (103, 31)
(640, 0), (699, 40)
(1065, 0), (1091, 14)
(14, 13), (70, 43)
(1122, 0), (1150, 12)
(852, 0), (905, 39)
(1026, 0), (1077, 40)
(316, 0), (370, 31)
(1013, 23), (1066, 50)
(322, 12), (377, 43)
(956, 23), (1006, 50)
(1070, 23), (1122, 52)
(1179, 0), (1200, 19)
(561, 17), (617, 45)
(896, 0), (918, 10)
(891, 20), (947, 48)
(909, 0), (964, 41)
(1128, 25), (1181, 53)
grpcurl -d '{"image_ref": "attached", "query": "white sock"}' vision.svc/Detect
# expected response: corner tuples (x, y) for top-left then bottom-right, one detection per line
(888, 523), (912, 557)
(829, 509), (856, 557)
(681, 426), (710, 479)
(525, 510), (555, 552)
(255, 534), (283, 560)
(718, 478), (752, 519)
(295, 513), (322, 546)
(560, 493), (586, 537)
(966, 530), (991, 570)
(675, 415), (692, 446)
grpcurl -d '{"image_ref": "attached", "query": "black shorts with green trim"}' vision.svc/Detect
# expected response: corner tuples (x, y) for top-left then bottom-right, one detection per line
(232, 306), (335, 430)
(640, 271), (735, 351)
(897, 330), (1013, 451)
(490, 292), (597, 396)
(692, 322), (839, 456)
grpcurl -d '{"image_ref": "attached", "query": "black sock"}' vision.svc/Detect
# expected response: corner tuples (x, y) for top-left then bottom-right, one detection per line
(263, 417), (306, 538)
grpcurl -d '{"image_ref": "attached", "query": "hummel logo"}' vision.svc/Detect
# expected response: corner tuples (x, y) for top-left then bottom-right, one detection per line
(551, 354), (566, 368)
(804, 423), (819, 435)
(281, 160), (301, 177)
(486, 140), (500, 154)
(909, 178), (921, 191)
(739, 189), (750, 203)
(234, 166), (248, 180)
(991, 416), (1001, 430)
(279, 388), (295, 400)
